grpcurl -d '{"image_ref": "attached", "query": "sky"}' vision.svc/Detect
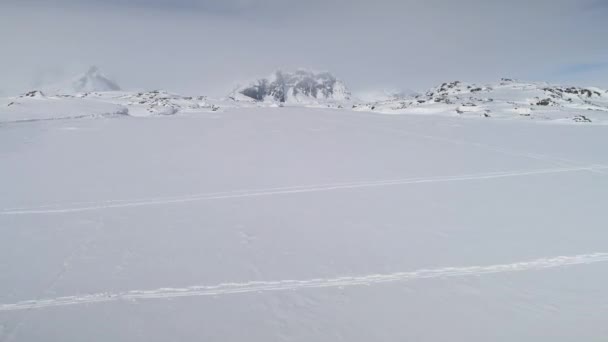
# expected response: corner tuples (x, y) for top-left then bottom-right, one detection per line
(1, 0), (607, 96)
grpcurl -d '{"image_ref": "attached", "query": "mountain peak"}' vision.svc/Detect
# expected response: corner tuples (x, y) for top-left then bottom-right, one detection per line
(42, 66), (121, 95)
(234, 69), (351, 104)
(72, 66), (121, 93)
(86, 66), (100, 75)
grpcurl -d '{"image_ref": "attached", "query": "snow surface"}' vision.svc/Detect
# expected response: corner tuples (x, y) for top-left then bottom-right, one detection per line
(1, 99), (608, 341)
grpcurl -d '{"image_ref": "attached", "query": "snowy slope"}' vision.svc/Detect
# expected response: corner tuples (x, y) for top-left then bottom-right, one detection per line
(1, 107), (607, 342)
(231, 70), (352, 106)
(354, 79), (608, 123)
(0, 90), (128, 123)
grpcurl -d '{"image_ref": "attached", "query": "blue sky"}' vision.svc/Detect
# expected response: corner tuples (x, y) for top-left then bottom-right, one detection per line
(557, 63), (608, 76)
(1, 0), (607, 95)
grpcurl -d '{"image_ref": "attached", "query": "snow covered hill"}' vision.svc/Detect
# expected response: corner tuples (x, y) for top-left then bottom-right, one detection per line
(0, 90), (219, 123)
(354, 79), (608, 123)
(43, 66), (121, 94)
(231, 70), (352, 106)
(77, 90), (220, 117)
(0, 90), (128, 123)
(2, 76), (608, 124)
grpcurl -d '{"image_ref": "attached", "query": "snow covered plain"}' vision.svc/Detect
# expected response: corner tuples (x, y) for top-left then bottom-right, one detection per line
(1, 105), (608, 341)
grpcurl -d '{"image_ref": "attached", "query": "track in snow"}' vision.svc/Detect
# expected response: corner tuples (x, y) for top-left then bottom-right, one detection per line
(323, 113), (608, 172)
(2, 164), (606, 215)
(1, 252), (607, 312)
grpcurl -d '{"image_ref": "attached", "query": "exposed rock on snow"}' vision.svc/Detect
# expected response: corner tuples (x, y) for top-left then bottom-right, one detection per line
(20, 90), (46, 99)
(355, 79), (608, 123)
(233, 70), (351, 105)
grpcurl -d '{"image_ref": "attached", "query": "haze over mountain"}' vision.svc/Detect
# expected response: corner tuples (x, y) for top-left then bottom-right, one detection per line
(42, 66), (121, 94)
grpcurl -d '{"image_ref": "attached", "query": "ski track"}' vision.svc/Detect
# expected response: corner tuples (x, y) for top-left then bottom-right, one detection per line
(1, 252), (607, 312)
(0, 113), (125, 125)
(326, 113), (608, 174)
(375, 121), (605, 173)
(1, 164), (606, 215)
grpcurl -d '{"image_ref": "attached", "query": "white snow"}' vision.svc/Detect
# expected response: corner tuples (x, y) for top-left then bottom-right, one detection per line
(1, 95), (608, 341)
